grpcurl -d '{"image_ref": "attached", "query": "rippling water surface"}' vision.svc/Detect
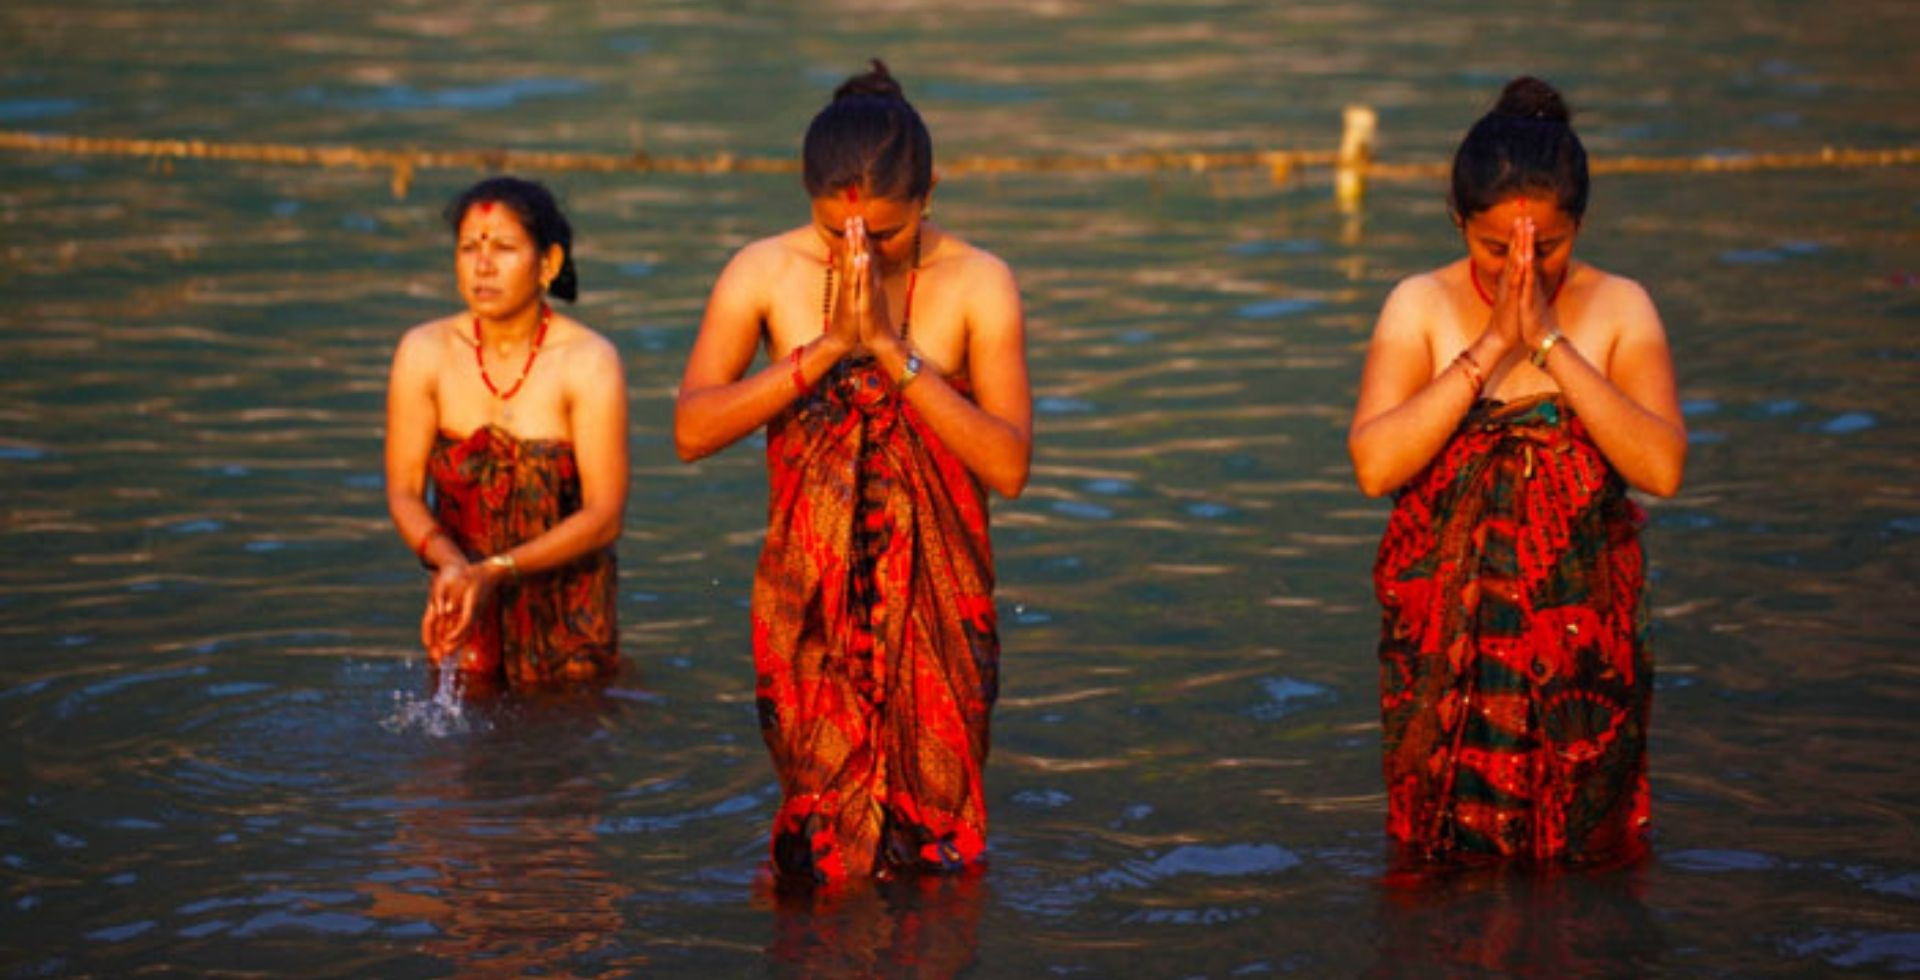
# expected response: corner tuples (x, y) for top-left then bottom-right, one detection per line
(3, 1), (1916, 975)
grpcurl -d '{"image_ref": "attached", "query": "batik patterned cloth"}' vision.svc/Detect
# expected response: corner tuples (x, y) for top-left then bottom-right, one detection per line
(1374, 394), (1651, 865)
(753, 355), (1000, 883)
(427, 425), (618, 690)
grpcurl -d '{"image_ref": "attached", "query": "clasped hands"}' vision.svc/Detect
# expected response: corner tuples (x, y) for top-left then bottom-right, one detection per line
(420, 556), (505, 665)
(1481, 214), (1562, 363)
(823, 216), (909, 360)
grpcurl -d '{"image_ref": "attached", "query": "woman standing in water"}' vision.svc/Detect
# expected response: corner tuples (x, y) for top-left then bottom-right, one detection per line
(676, 61), (1031, 884)
(1349, 77), (1685, 865)
(387, 176), (627, 693)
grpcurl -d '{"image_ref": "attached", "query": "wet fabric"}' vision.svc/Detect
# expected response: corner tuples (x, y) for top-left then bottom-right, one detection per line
(753, 356), (1000, 883)
(428, 425), (618, 690)
(1374, 394), (1650, 865)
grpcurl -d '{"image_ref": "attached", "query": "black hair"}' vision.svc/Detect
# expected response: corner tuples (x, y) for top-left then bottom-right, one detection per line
(444, 175), (579, 302)
(1449, 76), (1589, 224)
(801, 59), (934, 202)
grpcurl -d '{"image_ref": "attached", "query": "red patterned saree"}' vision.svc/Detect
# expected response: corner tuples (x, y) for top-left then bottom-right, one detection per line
(753, 356), (1000, 883)
(1374, 395), (1650, 866)
(427, 426), (619, 690)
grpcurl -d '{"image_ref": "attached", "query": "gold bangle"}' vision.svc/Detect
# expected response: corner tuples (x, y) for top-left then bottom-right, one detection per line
(1531, 330), (1564, 369)
(485, 553), (519, 584)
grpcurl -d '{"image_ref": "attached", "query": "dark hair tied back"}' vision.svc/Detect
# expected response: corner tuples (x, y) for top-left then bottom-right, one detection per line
(1449, 75), (1589, 223)
(1491, 75), (1571, 122)
(833, 61), (906, 101)
(444, 175), (579, 302)
(802, 59), (934, 202)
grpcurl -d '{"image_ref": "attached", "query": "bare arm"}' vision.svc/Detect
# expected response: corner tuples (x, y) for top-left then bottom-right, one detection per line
(1348, 277), (1511, 496)
(385, 324), (467, 569)
(865, 249), (1033, 498)
(489, 332), (629, 575)
(1532, 281), (1686, 496)
(674, 244), (857, 461)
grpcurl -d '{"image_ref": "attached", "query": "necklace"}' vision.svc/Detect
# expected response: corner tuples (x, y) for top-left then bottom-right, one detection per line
(900, 228), (922, 336)
(473, 303), (551, 403)
(1470, 264), (1565, 307)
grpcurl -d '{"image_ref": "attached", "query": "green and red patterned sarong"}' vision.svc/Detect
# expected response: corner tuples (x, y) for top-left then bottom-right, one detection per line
(1374, 395), (1650, 866)
(428, 425), (619, 690)
(753, 356), (1000, 884)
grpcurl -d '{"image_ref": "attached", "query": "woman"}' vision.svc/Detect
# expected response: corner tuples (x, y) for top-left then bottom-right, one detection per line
(676, 61), (1031, 884)
(1349, 77), (1685, 866)
(386, 176), (628, 693)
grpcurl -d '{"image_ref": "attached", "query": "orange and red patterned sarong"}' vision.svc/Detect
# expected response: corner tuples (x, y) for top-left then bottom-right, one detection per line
(427, 425), (619, 691)
(753, 356), (1000, 883)
(1374, 395), (1651, 867)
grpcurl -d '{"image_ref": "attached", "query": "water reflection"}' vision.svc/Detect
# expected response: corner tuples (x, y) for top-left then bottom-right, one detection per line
(1367, 864), (1664, 978)
(759, 872), (987, 979)
(362, 692), (635, 972)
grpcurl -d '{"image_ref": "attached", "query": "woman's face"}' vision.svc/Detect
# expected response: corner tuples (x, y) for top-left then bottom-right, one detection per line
(810, 188), (926, 268)
(1460, 194), (1580, 292)
(455, 202), (556, 321)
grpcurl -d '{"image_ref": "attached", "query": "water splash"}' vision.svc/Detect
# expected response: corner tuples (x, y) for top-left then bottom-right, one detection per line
(380, 666), (485, 738)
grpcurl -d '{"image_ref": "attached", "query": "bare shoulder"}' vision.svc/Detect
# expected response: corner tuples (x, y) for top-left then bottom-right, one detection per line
(1580, 266), (1664, 337)
(393, 314), (464, 365)
(706, 228), (816, 316)
(1373, 269), (1449, 339)
(1385, 269), (1448, 308)
(725, 228), (815, 281)
(546, 313), (624, 377)
(940, 233), (1017, 290)
(1587, 267), (1657, 313)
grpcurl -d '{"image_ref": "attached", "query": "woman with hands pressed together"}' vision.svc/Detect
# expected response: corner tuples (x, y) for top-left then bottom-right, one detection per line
(387, 177), (627, 695)
(675, 60), (1030, 885)
(1349, 77), (1685, 867)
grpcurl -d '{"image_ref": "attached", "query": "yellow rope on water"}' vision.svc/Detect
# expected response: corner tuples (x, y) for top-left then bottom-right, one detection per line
(1, 129), (1913, 199)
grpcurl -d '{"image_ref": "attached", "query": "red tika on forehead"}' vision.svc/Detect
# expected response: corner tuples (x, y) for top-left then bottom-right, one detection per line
(843, 185), (860, 205)
(478, 200), (496, 215)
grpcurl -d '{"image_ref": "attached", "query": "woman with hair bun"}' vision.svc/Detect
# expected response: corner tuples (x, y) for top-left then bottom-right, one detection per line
(1349, 77), (1685, 866)
(676, 60), (1031, 884)
(386, 176), (627, 694)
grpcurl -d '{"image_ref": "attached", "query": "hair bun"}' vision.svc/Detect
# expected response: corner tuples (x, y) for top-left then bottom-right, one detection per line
(1493, 75), (1571, 122)
(833, 58), (905, 101)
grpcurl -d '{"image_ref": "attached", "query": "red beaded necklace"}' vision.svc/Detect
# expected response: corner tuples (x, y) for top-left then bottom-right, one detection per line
(1470, 264), (1565, 307)
(473, 303), (550, 401)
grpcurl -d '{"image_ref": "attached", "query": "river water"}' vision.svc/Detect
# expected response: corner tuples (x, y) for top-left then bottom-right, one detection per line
(2, 1), (1916, 975)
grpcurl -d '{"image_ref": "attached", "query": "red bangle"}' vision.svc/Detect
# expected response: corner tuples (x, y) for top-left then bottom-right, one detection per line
(789, 344), (811, 397)
(412, 526), (444, 562)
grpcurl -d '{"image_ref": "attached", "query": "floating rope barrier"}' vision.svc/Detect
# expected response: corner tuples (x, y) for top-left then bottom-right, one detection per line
(2, 128), (1914, 203)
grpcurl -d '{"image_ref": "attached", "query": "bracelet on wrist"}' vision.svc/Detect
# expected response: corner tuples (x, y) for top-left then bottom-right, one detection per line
(1531, 330), (1565, 369)
(1453, 349), (1486, 396)
(485, 553), (520, 584)
(789, 344), (811, 398)
(412, 526), (445, 563)
(896, 350), (924, 392)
